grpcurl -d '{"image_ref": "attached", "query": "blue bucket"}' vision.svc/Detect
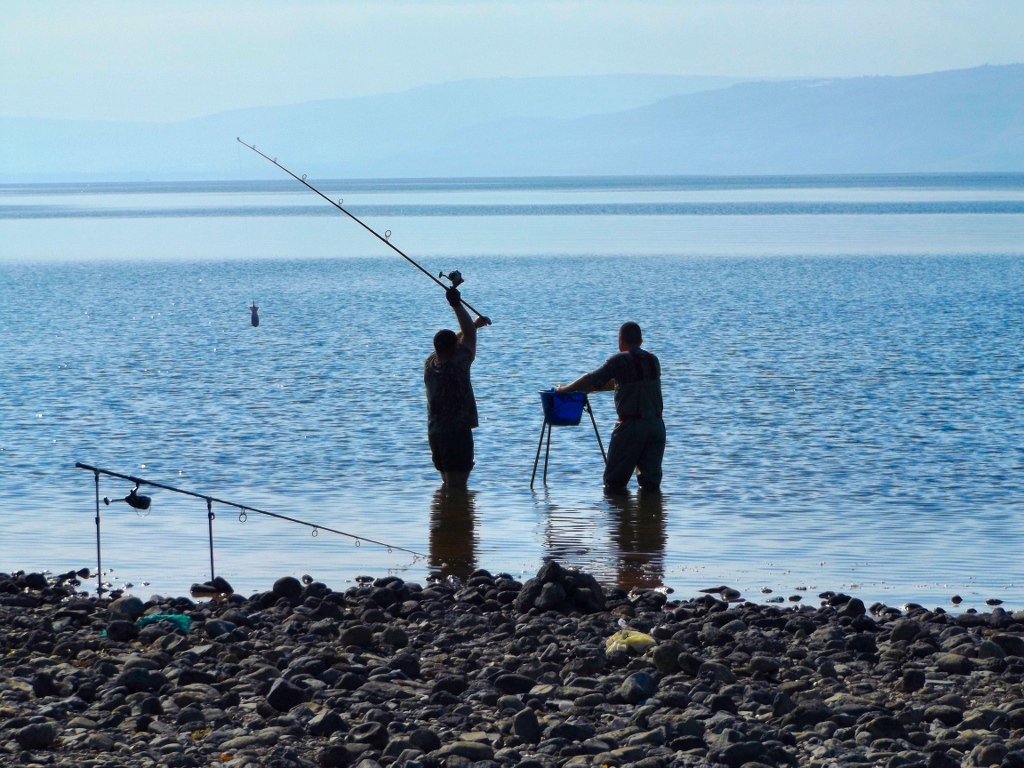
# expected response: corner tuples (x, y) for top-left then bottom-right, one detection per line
(540, 389), (586, 426)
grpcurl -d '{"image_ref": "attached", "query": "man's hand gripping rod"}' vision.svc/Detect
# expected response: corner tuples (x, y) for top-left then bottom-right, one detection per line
(237, 138), (487, 319)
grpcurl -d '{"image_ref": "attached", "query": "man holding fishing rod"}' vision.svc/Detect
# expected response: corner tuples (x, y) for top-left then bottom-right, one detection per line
(556, 322), (665, 493)
(424, 286), (491, 490)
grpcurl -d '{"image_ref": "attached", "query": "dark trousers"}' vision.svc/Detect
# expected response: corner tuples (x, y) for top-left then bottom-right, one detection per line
(603, 418), (666, 491)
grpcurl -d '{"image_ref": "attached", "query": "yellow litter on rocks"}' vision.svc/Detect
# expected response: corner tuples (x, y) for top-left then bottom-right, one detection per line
(605, 629), (656, 654)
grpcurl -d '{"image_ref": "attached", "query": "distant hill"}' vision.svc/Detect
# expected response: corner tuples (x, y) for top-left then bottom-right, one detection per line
(0, 75), (742, 182)
(443, 64), (1024, 176)
(2, 66), (1023, 181)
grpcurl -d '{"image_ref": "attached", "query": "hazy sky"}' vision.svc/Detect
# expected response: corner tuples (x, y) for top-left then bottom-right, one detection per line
(3, 0), (1024, 122)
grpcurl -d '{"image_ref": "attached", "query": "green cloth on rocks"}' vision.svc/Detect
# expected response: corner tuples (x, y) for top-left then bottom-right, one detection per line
(136, 613), (191, 632)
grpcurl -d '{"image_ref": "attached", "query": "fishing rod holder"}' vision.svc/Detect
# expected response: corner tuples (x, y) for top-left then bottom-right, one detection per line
(75, 462), (424, 597)
(530, 390), (607, 488)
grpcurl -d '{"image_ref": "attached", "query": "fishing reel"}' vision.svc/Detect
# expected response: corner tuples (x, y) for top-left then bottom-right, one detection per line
(438, 270), (464, 288)
(104, 484), (152, 511)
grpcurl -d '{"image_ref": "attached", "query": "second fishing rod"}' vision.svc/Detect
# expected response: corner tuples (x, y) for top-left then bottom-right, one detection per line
(237, 138), (489, 321)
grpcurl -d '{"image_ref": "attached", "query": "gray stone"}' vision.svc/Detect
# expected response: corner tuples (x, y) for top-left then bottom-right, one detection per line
(652, 641), (683, 674)
(437, 742), (495, 761)
(626, 728), (666, 746)
(536, 560), (566, 584)
(340, 625), (374, 648)
(864, 716), (906, 740)
(32, 671), (62, 698)
(934, 653), (973, 675)
(978, 640), (1006, 660)
(115, 667), (155, 694)
(971, 743), (1008, 767)
(310, 710), (345, 738)
(15, 721), (58, 750)
(110, 595), (146, 621)
(409, 728), (441, 753)
(991, 633), (1024, 657)
(513, 707), (542, 744)
(382, 627), (408, 648)
(840, 597), (866, 617)
(960, 708), (1002, 730)
(783, 701), (833, 728)
(497, 695), (525, 712)
(697, 661), (736, 684)
(271, 575), (303, 602)
(266, 677), (310, 711)
(535, 582), (567, 610)
(514, 578), (544, 612)
(177, 666), (217, 686)
(573, 692), (606, 708)
(748, 656), (780, 676)
(389, 652), (421, 678)
(677, 653), (702, 677)
(889, 619), (921, 643)
(22, 572), (48, 590)
(901, 669), (926, 693)
(204, 619), (236, 638)
(222, 736), (265, 750)
(495, 674), (535, 695)
(716, 740), (765, 768)
(927, 752), (961, 768)
(176, 707), (205, 725)
(106, 619), (139, 643)
(349, 720), (388, 749)
(431, 676), (468, 696)
(546, 721), (594, 742)
(383, 738), (415, 757)
(318, 744), (353, 768)
(83, 732), (115, 751)
(618, 672), (657, 704)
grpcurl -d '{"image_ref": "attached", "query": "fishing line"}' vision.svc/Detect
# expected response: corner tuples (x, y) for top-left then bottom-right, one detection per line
(237, 138), (488, 319)
(236, 141), (260, 327)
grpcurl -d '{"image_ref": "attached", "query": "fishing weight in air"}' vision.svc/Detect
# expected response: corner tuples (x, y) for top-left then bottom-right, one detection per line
(236, 138), (488, 320)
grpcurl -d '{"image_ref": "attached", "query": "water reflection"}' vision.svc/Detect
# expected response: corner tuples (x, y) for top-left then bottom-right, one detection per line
(428, 488), (478, 581)
(607, 490), (667, 590)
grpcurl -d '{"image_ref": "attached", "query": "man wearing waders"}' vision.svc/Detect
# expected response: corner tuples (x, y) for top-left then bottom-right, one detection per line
(557, 322), (665, 492)
(424, 286), (490, 490)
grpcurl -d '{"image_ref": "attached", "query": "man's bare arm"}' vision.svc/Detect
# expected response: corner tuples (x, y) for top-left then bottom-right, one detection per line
(555, 375), (614, 394)
(447, 287), (491, 354)
(448, 287), (475, 350)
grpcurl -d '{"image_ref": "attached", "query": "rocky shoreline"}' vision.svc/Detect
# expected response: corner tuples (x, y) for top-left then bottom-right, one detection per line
(3, 563), (1024, 768)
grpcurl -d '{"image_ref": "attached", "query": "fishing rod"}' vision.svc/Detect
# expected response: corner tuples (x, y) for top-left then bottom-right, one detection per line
(237, 138), (488, 320)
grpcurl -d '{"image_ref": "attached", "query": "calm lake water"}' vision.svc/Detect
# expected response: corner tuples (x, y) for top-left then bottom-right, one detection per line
(1, 175), (1023, 609)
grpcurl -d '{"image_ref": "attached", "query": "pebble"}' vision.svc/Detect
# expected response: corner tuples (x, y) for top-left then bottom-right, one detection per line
(3, 564), (1024, 768)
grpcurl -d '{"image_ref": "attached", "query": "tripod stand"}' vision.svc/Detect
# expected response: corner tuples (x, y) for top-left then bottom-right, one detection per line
(530, 391), (607, 488)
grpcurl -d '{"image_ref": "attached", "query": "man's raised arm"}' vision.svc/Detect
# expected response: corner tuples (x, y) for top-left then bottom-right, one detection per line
(447, 287), (490, 354)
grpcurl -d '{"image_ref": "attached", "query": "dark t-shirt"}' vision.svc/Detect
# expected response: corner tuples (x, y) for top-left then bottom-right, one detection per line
(424, 344), (479, 435)
(589, 349), (663, 421)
